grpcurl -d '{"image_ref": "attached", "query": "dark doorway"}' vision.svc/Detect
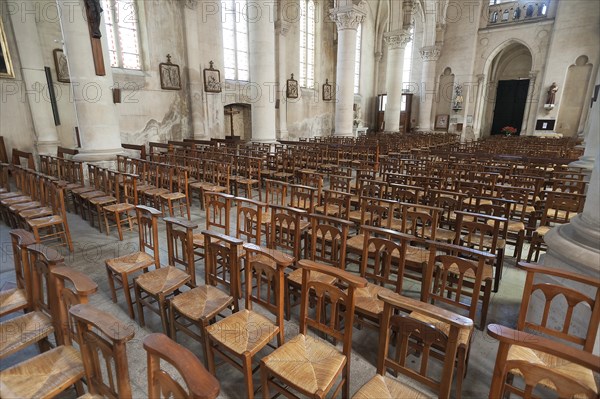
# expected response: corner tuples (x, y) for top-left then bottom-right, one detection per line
(490, 79), (529, 135)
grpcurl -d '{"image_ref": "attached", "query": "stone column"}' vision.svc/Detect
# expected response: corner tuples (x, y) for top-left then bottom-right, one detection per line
(275, 20), (290, 140)
(417, 45), (441, 131)
(330, 1), (366, 137)
(9, 8), (60, 155)
(248, 1), (277, 143)
(571, 69), (600, 170)
(183, 1), (205, 139)
(57, 0), (122, 162)
(520, 70), (538, 135)
(383, 30), (411, 132)
(472, 74), (486, 138)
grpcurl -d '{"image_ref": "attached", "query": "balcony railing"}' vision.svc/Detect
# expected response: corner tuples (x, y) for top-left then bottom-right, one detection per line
(487, 1), (549, 27)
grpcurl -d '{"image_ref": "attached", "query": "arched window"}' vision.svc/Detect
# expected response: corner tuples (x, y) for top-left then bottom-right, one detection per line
(490, 11), (498, 23)
(514, 7), (521, 20)
(299, 0), (315, 88)
(222, 0), (249, 81)
(402, 27), (414, 91)
(103, 0), (141, 69)
(525, 5), (534, 17)
(354, 23), (362, 94)
(502, 9), (510, 21)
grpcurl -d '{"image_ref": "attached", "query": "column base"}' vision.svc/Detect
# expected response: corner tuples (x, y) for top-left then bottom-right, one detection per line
(569, 156), (596, 171)
(277, 130), (289, 141)
(35, 140), (60, 156)
(251, 138), (278, 144)
(73, 148), (124, 163)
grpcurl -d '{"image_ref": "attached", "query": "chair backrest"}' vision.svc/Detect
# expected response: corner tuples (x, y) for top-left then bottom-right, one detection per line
(297, 260), (367, 362)
(540, 191), (585, 226)
(27, 243), (65, 318)
(135, 205), (162, 268)
(70, 304), (135, 399)
(322, 189), (352, 220)
(307, 213), (353, 269)
(359, 225), (413, 292)
(376, 291), (473, 399)
(358, 197), (395, 228)
(105, 169), (121, 199)
(243, 244), (294, 334)
(329, 174), (352, 193)
(235, 197), (265, 244)
(268, 205), (306, 260)
(202, 230), (243, 306)
(387, 183), (422, 204)
(425, 240), (496, 324)
(399, 202), (441, 239)
(454, 211), (503, 255)
(204, 192), (233, 235)
(265, 179), (288, 206)
(121, 172), (139, 204)
(144, 333), (220, 399)
(516, 262), (600, 352)
(289, 184), (316, 213)
(165, 217), (198, 286)
(9, 229), (36, 301)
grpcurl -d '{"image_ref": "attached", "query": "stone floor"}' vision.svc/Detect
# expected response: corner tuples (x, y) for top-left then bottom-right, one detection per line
(0, 195), (530, 398)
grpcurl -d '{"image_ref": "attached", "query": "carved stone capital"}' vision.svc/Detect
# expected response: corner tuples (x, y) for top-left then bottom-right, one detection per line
(329, 1), (367, 31)
(184, 0), (198, 10)
(384, 29), (412, 50)
(420, 45), (441, 61)
(275, 20), (291, 36)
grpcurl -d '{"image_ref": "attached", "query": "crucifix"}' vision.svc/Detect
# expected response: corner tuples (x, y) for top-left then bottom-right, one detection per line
(84, 0), (106, 76)
(224, 106), (240, 138)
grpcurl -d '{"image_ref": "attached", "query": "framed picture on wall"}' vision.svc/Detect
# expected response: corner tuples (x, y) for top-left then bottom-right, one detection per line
(203, 61), (221, 93)
(286, 73), (298, 99)
(435, 114), (449, 131)
(53, 49), (70, 83)
(0, 18), (15, 79)
(322, 79), (332, 101)
(159, 54), (181, 90)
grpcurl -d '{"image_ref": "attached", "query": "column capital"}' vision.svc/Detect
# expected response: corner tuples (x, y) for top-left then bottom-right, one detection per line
(419, 45), (441, 61)
(528, 70), (539, 80)
(384, 29), (412, 50)
(275, 20), (291, 36)
(329, 2), (367, 31)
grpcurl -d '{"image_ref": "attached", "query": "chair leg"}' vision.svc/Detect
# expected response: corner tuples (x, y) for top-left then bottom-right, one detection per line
(135, 281), (145, 327)
(260, 364), (270, 399)
(104, 211), (111, 236)
(159, 295), (169, 335)
(115, 211), (124, 241)
(206, 338), (217, 375)
(480, 280), (492, 330)
(122, 272), (136, 319)
(106, 267), (118, 303)
(62, 221), (74, 252)
(455, 350), (466, 399)
(243, 354), (254, 399)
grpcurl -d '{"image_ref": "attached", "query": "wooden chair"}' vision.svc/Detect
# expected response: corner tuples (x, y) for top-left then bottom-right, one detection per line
(264, 179), (288, 206)
(527, 191), (585, 262)
(487, 324), (599, 399)
(192, 192), (234, 263)
(0, 261), (98, 399)
(70, 303), (135, 398)
(268, 205), (306, 261)
(87, 168), (119, 232)
(314, 189), (352, 219)
(236, 156), (262, 201)
(169, 230), (243, 366)
(144, 332), (220, 399)
(289, 183), (317, 213)
(206, 244), (293, 399)
(105, 205), (161, 319)
(1, 230), (35, 318)
(26, 180), (74, 252)
(103, 172), (138, 240)
(353, 291), (473, 399)
(492, 261), (600, 397)
(160, 166), (191, 219)
(260, 260), (367, 398)
(134, 217), (197, 334)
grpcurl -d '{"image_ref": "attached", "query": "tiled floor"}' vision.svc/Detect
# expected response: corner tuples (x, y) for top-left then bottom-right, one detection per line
(0, 195), (529, 398)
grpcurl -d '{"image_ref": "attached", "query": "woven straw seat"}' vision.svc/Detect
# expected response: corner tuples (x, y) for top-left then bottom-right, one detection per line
(189, 181), (213, 189)
(424, 227), (456, 241)
(135, 183), (154, 192)
(487, 219), (525, 232)
(507, 345), (598, 394)
(353, 284), (395, 317)
(314, 204), (342, 216)
(261, 333), (347, 396)
(547, 208), (578, 221)
(143, 187), (170, 197)
(347, 234), (378, 252)
(88, 195), (116, 205)
(192, 233), (206, 248)
(0, 191), (23, 199)
(170, 285), (233, 320)
(0, 288), (28, 317)
(445, 260), (494, 281)
(1, 195), (31, 206)
(135, 266), (190, 295)
(237, 178), (259, 186)
(352, 374), (430, 399)
(515, 204), (536, 214)
(8, 201), (40, 212)
(0, 311), (54, 358)
(63, 183), (83, 190)
(27, 215), (64, 228)
(160, 192), (186, 200)
(0, 345), (83, 399)
(462, 234), (506, 249)
(273, 172), (294, 179)
(406, 245), (429, 265)
(103, 202), (135, 213)
(287, 268), (336, 285)
(71, 186), (95, 195)
(20, 206), (53, 219)
(299, 220), (310, 231)
(78, 190), (105, 200)
(207, 309), (278, 356)
(105, 251), (155, 274)
(534, 225), (552, 236)
(204, 185), (228, 193)
(410, 312), (472, 347)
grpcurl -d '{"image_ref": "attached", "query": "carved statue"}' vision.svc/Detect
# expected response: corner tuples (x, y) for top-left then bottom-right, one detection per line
(85, 0), (104, 38)
(546, 82), (558, 105)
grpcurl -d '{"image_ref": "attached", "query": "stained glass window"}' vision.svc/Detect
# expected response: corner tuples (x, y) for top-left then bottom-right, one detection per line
(299, 0), (315, 88)
(102, 0), (141, 70)
(222, 0), (249, 81)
